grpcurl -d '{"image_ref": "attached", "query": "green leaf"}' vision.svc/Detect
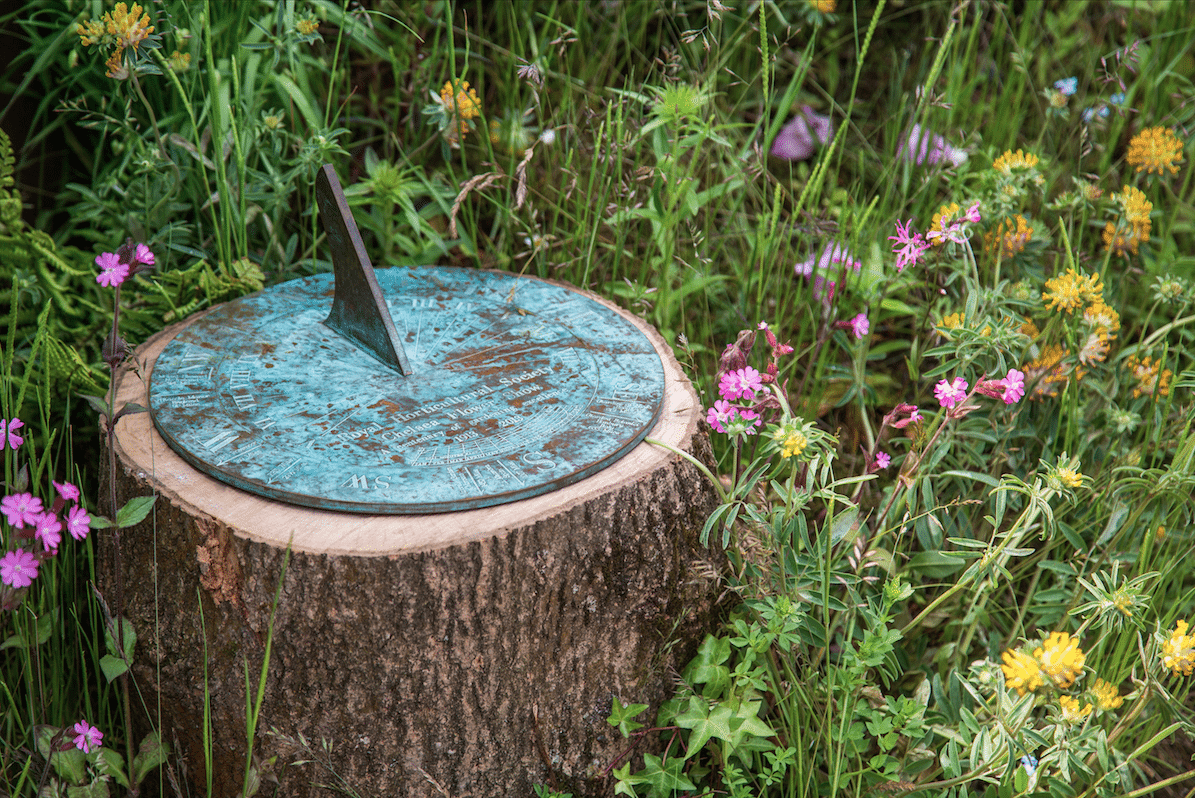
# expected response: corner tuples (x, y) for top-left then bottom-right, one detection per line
(36, 727), (87, 784)
(115, 495), (156, 528)
(67, 779), (111, 798)
(607, 697), (649, 738)
(638, 753), (696, 794)
(908, 550), (966, 578)
(272, 74), (320, 130)
(99, 654), (128, 682)
(675, 697), (742, 758)
(95, 746), (129, 788)
(132, 731), (168, 783)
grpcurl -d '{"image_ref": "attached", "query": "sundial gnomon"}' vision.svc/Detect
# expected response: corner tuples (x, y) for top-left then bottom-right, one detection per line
(148, 166), (665, 513)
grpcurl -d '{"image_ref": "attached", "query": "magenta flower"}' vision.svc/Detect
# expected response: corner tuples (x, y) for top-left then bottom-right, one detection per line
(66, 505), (91, 541)
(719, 367), (764, 401)
(889, 219), (930, 272)
(796, 241), (861, 303)
(850, 313), (869, 340)
(53, 481), (80, 503)
(888, 403), (923, 429)
(771, 105), (834, 161)
(964, 202), (982, 223)
(0, 549), (38, 588)
(134, 243), (155, 266)
(706, 400), (734, 433)
(72, 720), (103, 753)
(1, 493), (44, 529)
(897, 123), (968, 167)
(1002, 369), (1026, 404)
(934, 377), (969, 409)
(95, 252), (129, 288)
(34, 512), (62, 553)
(1, 418), (24, 450)
(874, 451), (891, 469)
(723, 407), (763, 436)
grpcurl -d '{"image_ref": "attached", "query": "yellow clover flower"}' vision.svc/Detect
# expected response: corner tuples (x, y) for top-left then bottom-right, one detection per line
(1161, 620), (1195, 677)
(1059, 695), (1093, 724)
(1035, 631), (1085, 689)
(1090, 678), (1123, 711)
(993, 149), (1040, 174)
(1126, 127), (1185, 176)
(1043, 268), (1103, 314)
(1001, 648), (1043, 695)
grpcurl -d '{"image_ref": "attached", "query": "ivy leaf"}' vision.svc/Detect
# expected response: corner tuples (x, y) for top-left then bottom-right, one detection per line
(607, 697), (649, 738)
(638, 753), (696, 795)
(674, 697), (742, 759)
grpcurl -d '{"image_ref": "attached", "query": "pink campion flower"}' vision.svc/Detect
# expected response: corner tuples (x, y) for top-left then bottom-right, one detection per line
(889, 219), (930, 272)
(964, 202), (982, 223)
(706, 400), (735, 433)
(72, 720), (103, 753)
(850, 313), (869, 340)
(1002, 369), (1026, 404)
(771, 105), (834, 161)
(797, 241), (861, 303)
(718, 367), (764, 401)
(66, 505), (91, 541)
(887, 403), (923, 429)
(1, 493), (44, 529)
(934, 377), (969, 409)
(134, 243), (155, 266)
(34, 512), (62, 553)
(723, 407), (763, 437)
(1, 418), (24, 450)
(897, 123), (968, 167)
(0, 549), (38, 588)
(95, 252), (129, 288)
(874, 451), (891, 469)
(53, 481), (80, 503)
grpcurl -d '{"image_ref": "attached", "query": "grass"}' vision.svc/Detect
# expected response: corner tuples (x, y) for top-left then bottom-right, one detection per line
(2, 0), (1195, 796)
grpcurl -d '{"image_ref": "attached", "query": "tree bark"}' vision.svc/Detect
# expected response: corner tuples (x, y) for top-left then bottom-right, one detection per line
(102, 295), (723, 798)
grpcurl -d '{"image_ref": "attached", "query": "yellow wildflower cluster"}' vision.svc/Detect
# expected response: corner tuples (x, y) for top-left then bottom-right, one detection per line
(811, 0), (837, 12)
(1123, 354), (1172, 399)
(984, 215), (1034, 261)
(1001, 649), (1043, 695)
(1126, 126), (1185, 176)
(296, 17), (319, 35)
(1043, 268), (1103, 314)
(441, 79), (482, 131)
(1001, 632), (1087, 696)
(1058, 695), (1093, 725)
(778, 430), (808, 459)
(993, 149), (1039, 174)
(1103, 185), (1153, 257)
(1160, 620), (1195, 677)
(1024, 343), (1071, 398)
(76, 2), (155, 79)
(1090, 678), (1123, 711)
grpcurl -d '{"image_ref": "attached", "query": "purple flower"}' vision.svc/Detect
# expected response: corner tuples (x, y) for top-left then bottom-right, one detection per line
(34, 512), (62, 553)
(1002, 369), (1025, 404)
(1, 493), (44, 529)
(1, 418), (23, 450)
(706, 400), (734, 433)
(66, 505), (91, 541)
(771, 105), (833, 161)
(0, 549), (38, 588)
(95, 252), (129, 288)
(889, 219), (929, 272)
(964, 202), (982, 223)
(850, 313), (870, 340)
(718, 367), (763, 401)
(53, 481), (80, 503)
(934, 377), (969, 409)
(796, 241), (861, 303)
(134, 243), (155, 266)
(897, 123), (968, 167)
(72, 720), (103, 753)
(874, 451), (891, 469)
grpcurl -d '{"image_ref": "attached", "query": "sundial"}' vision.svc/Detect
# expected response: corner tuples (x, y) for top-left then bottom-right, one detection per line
(148, 165), (664, 514)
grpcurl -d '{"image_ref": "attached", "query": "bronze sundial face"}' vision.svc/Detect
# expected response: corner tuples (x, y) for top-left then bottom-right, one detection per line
(146, 167), (665, 514)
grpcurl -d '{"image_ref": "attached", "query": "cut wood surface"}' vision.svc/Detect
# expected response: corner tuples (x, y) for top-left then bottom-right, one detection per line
(104, 282), (724, 797)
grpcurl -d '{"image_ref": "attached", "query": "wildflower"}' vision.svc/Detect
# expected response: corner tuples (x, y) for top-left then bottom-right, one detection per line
(795, 241), (861, 303)
(134, 243), (155, 266)
(1002, 648), (1044, 695)
(811, 0), (836, 11)
(1, 493), (44, 529)
(1043, 268), (1103, 314)
(1054, 77), (1078, 96)
(72, 720), (103, 754)
(1090, 678), (1123, 711)
(1079, 332), (1110, 366)
(168, 50), (191, 71)
(771, 105), (833, 161)
(706, 400), (734, 433)
(1126, 126), (1185, 176)
(539, 129), (556, 146)
(1021, 755), (1038, 776)
(1024, 344), (1071, 399)
(983, 215), (1033, 260)
(1058, 696), (1093, 725)
(889, 219), (930, 272)
(0, 549), (38, 589)
(1123, 354), (1171, 399)
(1, 417), (23, 450)
(719, 367), (763, 401)
(926, 202), (979, 246)
(440, 79), (481, 123)
(1083, 299), (1120, 338)
(34, 512), (62, 554)
(53, 481), (80, 503)
(723, 408), (762, 437)
(1121, 185), (1153, 227)
(777, 430), (808, 458)
(874, 451), (891, 469)
(1054, 467), (1084, 489)
(1160, 620), (1195, 677)
(1110, 92), (1126, 106)
(933, 377), (969, 409)
(989, 368), (1025, 404)
(887, 404), (922, 429)
(295, 17), (319, 36)
(993, 149), (1040, 174)
(1035, 632), (1085, 689)
(849, 312), (869, 340)
(95, 252), (129, 288)
(897, 123), (967, 167)
(964, 202), (982, 223)
(66, 506), (91, 541)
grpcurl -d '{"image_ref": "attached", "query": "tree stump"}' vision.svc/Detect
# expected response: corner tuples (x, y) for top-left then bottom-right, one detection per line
(102, 285), (723, 798)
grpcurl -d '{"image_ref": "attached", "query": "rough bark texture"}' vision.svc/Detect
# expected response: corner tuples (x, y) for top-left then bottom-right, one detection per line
(102, 297), (723, 798)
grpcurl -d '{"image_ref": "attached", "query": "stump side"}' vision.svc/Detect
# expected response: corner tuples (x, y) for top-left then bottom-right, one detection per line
(105, 290), (724, 797)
